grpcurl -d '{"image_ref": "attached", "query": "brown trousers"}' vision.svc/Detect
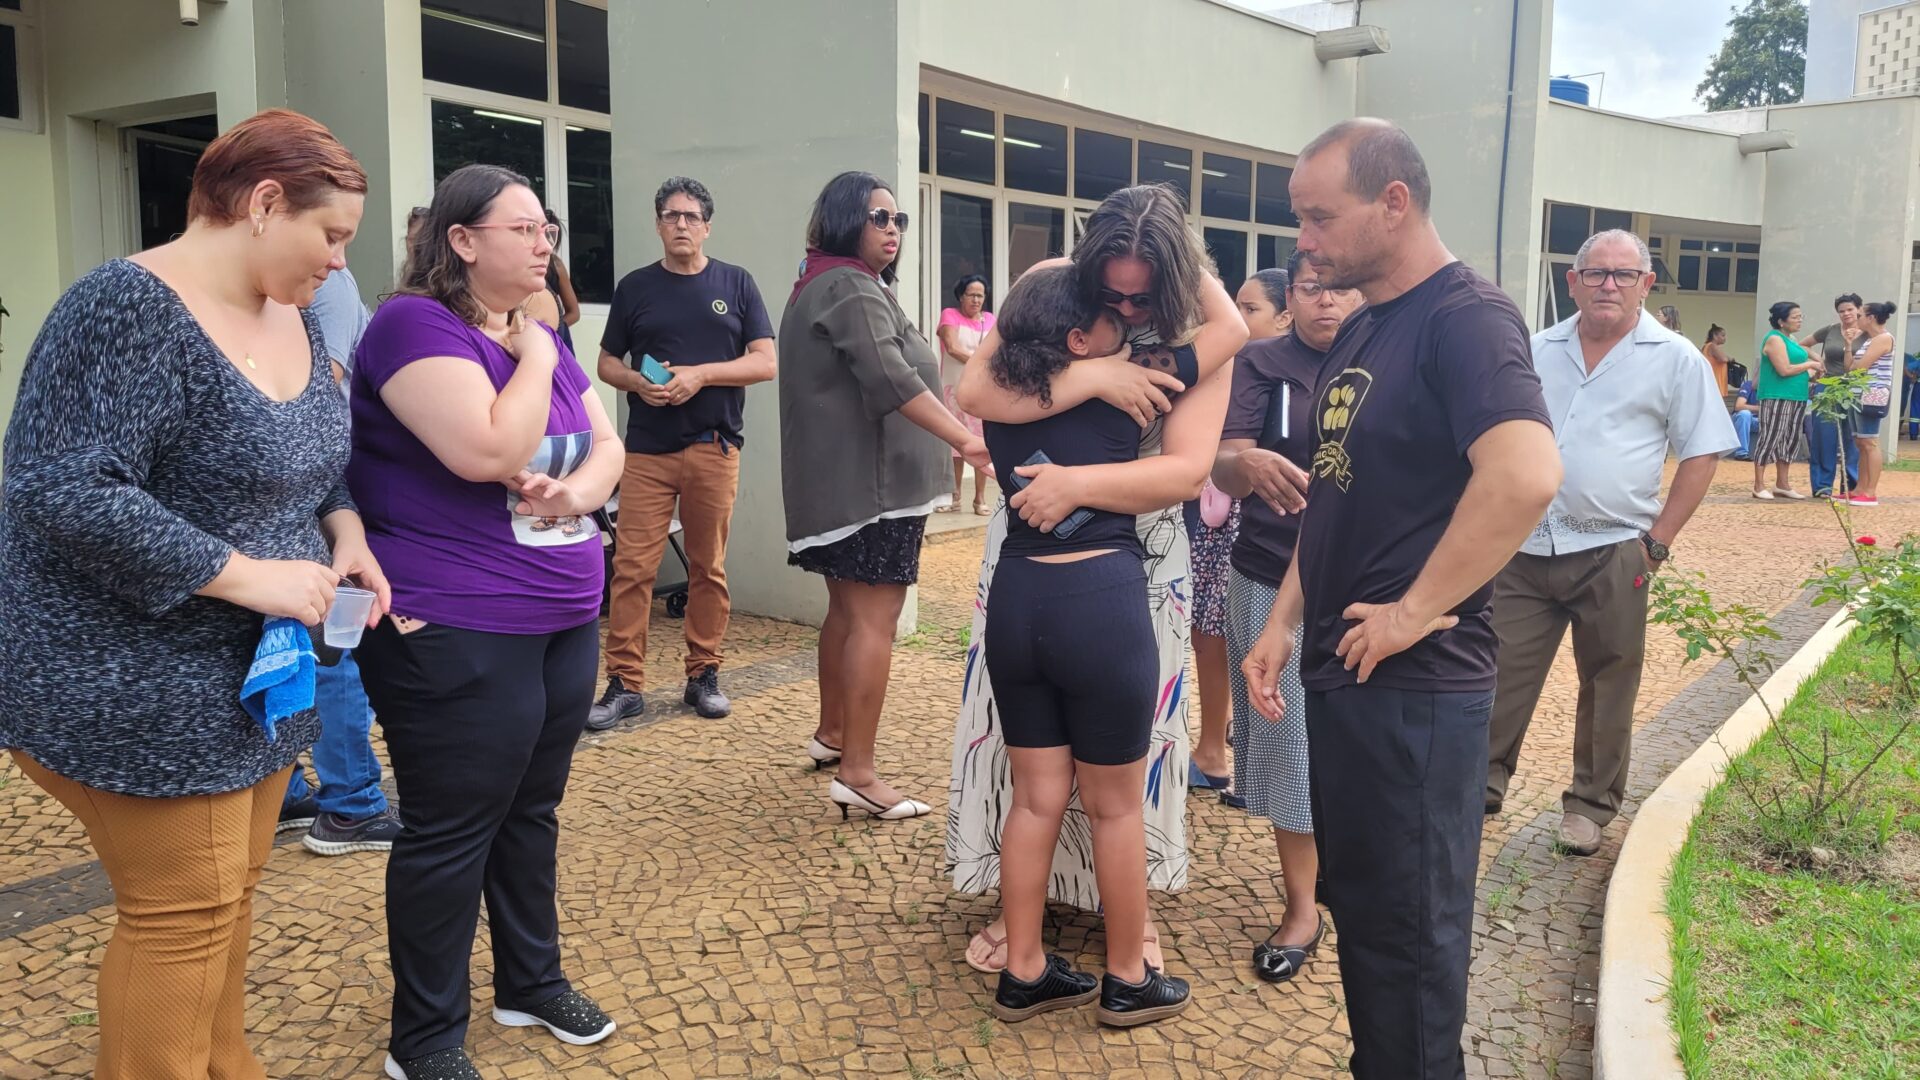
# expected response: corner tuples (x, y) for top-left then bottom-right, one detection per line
(1487, 539), (1651, 826)
(605, 440), (742, 688)
(13, 752), (290, 1080)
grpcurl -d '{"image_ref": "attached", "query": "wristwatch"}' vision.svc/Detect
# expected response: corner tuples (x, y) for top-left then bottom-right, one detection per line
(1640, 533), (1670, 564)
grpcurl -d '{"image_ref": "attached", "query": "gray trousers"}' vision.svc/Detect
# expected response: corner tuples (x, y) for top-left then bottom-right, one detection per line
(1486, 540), (1650, 826)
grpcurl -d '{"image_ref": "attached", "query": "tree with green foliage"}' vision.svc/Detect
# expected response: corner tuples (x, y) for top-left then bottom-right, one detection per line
(1696, 0), (1808, 110)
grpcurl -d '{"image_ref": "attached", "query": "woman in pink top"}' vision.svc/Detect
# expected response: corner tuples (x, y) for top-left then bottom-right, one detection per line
(938, 275), (996, 514)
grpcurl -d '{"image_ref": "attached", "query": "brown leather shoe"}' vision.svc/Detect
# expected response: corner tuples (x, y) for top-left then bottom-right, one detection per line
(1554, 812), (1604, 856)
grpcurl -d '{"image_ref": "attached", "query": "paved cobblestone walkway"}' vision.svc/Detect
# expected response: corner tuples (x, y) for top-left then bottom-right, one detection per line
(2, 460), (1911, 1078)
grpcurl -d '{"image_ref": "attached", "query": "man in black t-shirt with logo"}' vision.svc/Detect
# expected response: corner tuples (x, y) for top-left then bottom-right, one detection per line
(1241, 120), (1561, 1080)
(589, 177), (776, 728)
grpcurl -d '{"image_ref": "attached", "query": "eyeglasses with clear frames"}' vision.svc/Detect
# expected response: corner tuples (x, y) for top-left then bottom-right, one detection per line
(1575, 268), (1648, 288)
(658, 210), (708, 227)
(467, 221), (562, 247)
(1290, 282), (1359, 301)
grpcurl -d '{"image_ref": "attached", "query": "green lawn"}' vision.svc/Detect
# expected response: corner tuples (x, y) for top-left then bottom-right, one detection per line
(1883, 453), (1920, 474)
(1667, 632), (1920, 1079)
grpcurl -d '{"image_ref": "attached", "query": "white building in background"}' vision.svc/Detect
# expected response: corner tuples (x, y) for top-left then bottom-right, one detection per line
(1, 0), (1917, 629)
(1807, 0), (1920, 101)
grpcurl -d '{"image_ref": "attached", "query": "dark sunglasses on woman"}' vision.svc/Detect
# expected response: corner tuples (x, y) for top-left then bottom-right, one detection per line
(1098, 287), (1154, 310)
(866, 208), (910, 233)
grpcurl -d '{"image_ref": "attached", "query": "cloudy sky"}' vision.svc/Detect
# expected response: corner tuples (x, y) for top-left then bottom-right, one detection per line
(1549, 0), (1739, 118)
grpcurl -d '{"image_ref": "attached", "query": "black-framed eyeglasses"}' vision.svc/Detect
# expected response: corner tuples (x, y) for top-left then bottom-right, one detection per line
(657, 210), (708, 227)
(1290, 282), (1358, 302)
(1098, 287), (1154, 310)
(865, 208), (910, 233)
(1575, 268), (1648, 288)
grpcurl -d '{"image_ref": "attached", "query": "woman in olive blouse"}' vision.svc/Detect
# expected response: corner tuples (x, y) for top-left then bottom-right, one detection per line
(779, 170), (990, 821)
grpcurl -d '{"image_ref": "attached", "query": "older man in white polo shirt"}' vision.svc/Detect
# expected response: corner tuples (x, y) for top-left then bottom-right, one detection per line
(1485, 229), (1737, 856)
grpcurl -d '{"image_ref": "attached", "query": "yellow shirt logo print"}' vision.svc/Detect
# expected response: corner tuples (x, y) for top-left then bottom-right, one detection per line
(1312, 369), (1374, 492)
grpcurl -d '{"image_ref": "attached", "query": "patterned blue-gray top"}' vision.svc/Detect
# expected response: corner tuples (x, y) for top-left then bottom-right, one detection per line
(0, 260), (352, 797)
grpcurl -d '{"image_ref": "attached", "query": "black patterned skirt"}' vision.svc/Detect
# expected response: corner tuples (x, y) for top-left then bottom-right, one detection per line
(788, 515), (929, 586)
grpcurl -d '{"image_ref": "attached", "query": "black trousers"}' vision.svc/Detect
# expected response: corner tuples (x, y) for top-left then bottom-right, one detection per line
(1307, 683), (1493, 1080)
(356, 617), (598, 1059)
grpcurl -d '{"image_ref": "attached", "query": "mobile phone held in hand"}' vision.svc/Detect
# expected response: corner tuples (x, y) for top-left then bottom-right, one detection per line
(1011, 450), (1095, 539)
(639, 354), (673, 385)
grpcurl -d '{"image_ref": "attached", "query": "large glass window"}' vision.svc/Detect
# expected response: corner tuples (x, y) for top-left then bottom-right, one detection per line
(555, 1), (609, 113)
(1204, 227), (1248, 296)
(1201, 153), (1252, 221)
(1592, 207), (1633, 235)
(1677, 254), (1701, 291)
(1546, 203), (1589, 255)
(431, 100), (547, 196)
(940, 192), (994, 303)
(0, 23), (17, 122)
(1074, 130), (1130, 202)
(1255, 163), (1297, 228)
(564, 127), (614, 304)
(1137, 141), (1192, 206)
(1007, 203), (1065, 282)
(1004, 115), (1067, 197)
(936, 99), (995, 184)
(918, 93), (930, 174)
(422, 0), (546, 101)
(1257, 234), (1296, 272)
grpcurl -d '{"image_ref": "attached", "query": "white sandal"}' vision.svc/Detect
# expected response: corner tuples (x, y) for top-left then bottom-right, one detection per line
(1751, 489), (1776, 500)
(1772, 487), (1809, 500)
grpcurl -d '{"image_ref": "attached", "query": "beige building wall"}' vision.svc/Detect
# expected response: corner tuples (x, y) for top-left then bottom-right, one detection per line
(611, 0), (922, 627)
(0, 130), (60, 429)
(1534, 105), (1765, 227)
(1755, 95), (1920, 459)
(918, 0), (1355, 158)
(1358, 0), (1556, 317)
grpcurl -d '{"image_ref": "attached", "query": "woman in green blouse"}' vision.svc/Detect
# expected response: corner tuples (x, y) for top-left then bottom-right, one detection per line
(1752, 301), (1822, 500)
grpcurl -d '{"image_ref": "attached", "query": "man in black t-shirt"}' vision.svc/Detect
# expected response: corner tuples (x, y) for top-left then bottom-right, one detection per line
(588, 177), (776, 728)
(1240, 120), (1561, 1080)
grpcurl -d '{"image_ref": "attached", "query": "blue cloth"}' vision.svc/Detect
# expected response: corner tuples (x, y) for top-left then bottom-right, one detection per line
(1731, 409), (1756, 458)
(240, 618), (316, 743)
(282, 651), (388, 817)
(1807, 400), (1860, 495)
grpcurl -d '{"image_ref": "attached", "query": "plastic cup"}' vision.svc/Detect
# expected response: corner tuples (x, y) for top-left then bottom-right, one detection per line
(323, 586), (377, 649)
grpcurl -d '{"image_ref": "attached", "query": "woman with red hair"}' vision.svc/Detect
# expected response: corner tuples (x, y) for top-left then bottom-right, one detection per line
(0, 108), (384, 1080)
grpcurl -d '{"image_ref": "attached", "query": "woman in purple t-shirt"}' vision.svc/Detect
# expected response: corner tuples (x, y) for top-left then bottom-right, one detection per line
(347, 164), (623, 1080)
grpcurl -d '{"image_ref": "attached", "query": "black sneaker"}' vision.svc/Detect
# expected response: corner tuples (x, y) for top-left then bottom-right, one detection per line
(493, 989), (616, 1046)
(992, 954), (1100, 1022)
(276, 794), (318, 835)
(383, 1047), (480, 1080)
(683, 666), (731, 719)
(303, 807), (403, 856)
(1097, 965), (1191, 1027)
(585, 676), (645, 732)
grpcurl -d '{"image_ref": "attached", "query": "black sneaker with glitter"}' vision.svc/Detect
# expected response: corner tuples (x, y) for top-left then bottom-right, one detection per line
(383, 1047), (480, 1080)
(683, 666), (731, 719)
(492, 989), (616, 1045)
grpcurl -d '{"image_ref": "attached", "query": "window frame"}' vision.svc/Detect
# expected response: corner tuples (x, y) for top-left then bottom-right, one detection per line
(915, 75), (1302, 329)
(420, 0), (612, 312)
(0, 0), (44, 135)
(1651, 230), (1762, 297)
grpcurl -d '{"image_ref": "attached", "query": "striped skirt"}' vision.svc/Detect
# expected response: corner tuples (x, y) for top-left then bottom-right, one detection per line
(1754, 397), (1807, 466)
(1225, 569), (1312, 835)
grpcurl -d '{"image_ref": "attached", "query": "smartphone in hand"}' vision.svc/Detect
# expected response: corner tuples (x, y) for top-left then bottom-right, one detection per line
(1010, 450), (1096, 539)
(639, 354), (673, 385)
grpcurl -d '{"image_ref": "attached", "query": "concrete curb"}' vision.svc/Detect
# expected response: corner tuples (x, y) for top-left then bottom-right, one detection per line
(1592, 604), (1856, 1080)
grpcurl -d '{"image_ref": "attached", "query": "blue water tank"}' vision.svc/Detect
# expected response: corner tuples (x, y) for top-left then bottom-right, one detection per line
(1550, 77), (1591, 106)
